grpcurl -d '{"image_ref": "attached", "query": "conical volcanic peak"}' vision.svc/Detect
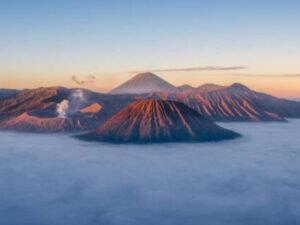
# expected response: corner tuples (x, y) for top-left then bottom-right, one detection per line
(109, 72), (176, 94)
(79, 100), (240, 143)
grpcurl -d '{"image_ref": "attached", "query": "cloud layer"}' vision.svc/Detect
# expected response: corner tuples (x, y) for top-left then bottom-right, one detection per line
(129, 66), (246, 73)
(1, 121), (300, 225)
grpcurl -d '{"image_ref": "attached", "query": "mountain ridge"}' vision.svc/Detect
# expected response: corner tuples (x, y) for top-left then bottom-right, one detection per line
(142, 85), (287, 122)
(1, 73), (300, 133)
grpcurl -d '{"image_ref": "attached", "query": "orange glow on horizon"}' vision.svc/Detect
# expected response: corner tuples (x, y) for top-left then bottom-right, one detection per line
(1, 72), (300, 98)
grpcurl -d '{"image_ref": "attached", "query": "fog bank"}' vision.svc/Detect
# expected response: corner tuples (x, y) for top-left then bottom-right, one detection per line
(1, 121), (300, 225)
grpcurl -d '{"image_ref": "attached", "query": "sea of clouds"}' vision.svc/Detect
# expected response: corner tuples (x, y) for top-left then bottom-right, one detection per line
(1, 121), (300, 225)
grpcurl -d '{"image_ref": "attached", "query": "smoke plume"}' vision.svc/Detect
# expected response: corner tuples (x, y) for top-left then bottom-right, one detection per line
(55, 90), (86, 117)
(56, 100), (69, 118)
(71, 75), (96, 85)
(72, 89), (85, 100)
(66, 89), (86, 114)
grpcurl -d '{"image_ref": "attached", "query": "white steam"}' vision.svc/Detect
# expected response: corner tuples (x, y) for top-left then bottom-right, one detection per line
(55, 90), (85, 118)
(56, 100), (69, 118)
(72, 89), (85, 101)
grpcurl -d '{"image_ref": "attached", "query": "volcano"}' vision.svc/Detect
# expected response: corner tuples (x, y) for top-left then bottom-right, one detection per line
(78, 100), (240, 143)
(109, 72), (177, 94)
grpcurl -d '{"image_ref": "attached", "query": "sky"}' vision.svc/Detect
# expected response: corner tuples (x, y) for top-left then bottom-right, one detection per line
(0, 0), (300, 97)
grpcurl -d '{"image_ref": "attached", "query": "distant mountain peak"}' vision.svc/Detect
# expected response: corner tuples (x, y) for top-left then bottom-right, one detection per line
(109, 72), (176, 94)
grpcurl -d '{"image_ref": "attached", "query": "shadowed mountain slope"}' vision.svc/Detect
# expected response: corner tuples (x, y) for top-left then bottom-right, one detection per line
(0, 89), (20, 100)
(79, 100), (240, 143)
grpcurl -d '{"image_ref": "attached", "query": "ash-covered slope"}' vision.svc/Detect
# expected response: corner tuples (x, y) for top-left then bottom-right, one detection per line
(79, 100), (240, 143)
(109, 72), (177, 94)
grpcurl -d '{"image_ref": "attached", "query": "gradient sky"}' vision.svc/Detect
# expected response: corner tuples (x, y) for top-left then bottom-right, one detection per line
(1, 0), (300, 97)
